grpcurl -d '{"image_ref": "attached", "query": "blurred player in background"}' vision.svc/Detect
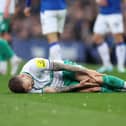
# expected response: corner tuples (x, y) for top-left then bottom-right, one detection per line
(24, 0), (67, 60)
(0, 26), (22, 76)
(0, 0), (16, 42)
(0, 0), (22, 75)
(93, 0), (126, 73)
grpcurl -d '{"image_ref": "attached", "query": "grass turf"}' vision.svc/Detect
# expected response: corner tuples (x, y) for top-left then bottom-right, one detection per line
(0, 64), (126, 126)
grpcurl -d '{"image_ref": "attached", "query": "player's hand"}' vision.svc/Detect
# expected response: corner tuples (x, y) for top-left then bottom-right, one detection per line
(86, 69), (105, 81)
(80, 80), (99, 87)
(24, 7), (31, 17)
(77, 78), (90, 87)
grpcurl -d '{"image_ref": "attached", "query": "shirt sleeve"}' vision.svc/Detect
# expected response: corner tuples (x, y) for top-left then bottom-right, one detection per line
(28, 58), (53, 72)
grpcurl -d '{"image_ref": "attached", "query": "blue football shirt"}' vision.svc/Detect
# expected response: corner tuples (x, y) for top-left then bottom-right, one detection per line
(26, 0), (67, 12)
(99, 0), (122, 14)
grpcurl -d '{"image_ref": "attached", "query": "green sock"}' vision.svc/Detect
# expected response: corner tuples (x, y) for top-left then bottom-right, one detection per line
(102, 75), (125, 88)
(101, 87), (113, 93)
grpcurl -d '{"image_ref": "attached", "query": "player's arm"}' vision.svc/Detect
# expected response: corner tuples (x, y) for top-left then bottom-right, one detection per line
(29, 58), (103, 80)
(52, 61), (103, 80)
(24, 0), (32, 16)
(96, 0), (108, 6)
(43, 84), (86, 93)
(29, 85), (82, 93)
(43, 81), (100, 93)
(4, 0), (11, 18)
(43, 79), (91, 93)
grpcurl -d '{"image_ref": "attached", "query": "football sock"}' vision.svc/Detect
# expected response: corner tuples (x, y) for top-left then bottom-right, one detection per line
(115, 42), (126, 68)
(49, 42), (62, 60)
(10, 55), (22, 75)
(97, 42), (112, 67)
(102, 75), (125, 88)
(0, 61), (7, 75)
(101, 87), (113, 93)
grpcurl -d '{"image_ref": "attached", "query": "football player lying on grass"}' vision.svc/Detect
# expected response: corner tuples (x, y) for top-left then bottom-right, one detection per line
(8, 58), (126, 93)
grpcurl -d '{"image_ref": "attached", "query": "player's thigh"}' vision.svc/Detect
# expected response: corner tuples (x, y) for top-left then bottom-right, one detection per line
(40, 11), (58, 34)
(57, 9), (67, 33)
(107, 14), (124, 34)
(93, 14), (108, 35)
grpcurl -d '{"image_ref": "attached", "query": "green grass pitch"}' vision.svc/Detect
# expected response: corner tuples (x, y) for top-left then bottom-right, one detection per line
(0, 64), (126, 126)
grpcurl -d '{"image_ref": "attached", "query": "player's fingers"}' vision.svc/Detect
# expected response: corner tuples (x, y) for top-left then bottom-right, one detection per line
(80, 78), (90, 85)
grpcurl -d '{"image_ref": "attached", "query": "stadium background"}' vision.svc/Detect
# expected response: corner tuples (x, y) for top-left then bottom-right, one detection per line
(11, 0), (126, 64)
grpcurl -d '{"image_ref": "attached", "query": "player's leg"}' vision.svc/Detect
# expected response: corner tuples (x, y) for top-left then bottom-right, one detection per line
(0, 39), (22, 75)
(0, 39), (12, 75)
(109, 14), (126, 73)
(77, 80), (115, 93)
(47, 32), (62, 60)
(79, 86), (114, 93)
(93, 14), (113, 72)
(10, 55), (22, 76)
(94, 75), (126, 89)
(114, 34), (125, 72)
(40, 10), (66, 60)
(0, 60), (7, 75)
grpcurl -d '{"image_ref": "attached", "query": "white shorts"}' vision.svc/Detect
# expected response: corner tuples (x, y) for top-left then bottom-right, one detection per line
(93, 14), (124, 34)
(40, 9), (67, 34)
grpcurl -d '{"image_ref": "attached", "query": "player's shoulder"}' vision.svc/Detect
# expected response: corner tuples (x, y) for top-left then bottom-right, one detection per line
(28, 57), (49, 64)
(28, 57), (51, 69)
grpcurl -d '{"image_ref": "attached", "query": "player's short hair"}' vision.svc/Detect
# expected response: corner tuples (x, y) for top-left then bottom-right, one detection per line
(8, 76), (26, 93)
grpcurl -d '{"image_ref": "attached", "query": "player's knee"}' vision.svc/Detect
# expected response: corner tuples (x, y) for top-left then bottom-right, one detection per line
(113, 34), (124, 43)
(92, 34), (104, 44)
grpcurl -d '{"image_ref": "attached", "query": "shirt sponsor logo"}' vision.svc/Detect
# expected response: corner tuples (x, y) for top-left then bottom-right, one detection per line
(35, 59), (47, 68)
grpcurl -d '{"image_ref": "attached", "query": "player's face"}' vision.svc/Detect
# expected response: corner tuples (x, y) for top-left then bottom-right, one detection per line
(19, 74), (34, 92)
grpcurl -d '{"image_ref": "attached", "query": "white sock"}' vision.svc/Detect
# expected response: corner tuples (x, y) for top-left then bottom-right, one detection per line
(116, 43), (126, 68)
(0, 61), (7, 75)
(49, 43), (62, 60)
(10, 55), (22, 76)
(124, 81), (126, 89)
(97, 42), (112, 67)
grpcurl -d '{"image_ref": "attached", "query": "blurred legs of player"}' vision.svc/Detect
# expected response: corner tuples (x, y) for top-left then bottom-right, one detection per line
(0, 61), (7, 75)
(114, 33), (126, 73)
(40, 10), (67, 60)
(10, 55), (22, 76)
(93, 14), (126, 73)
(92, 34), (113, 73)
(0, 39), (22, 76)
(46, 32), (62, 60)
